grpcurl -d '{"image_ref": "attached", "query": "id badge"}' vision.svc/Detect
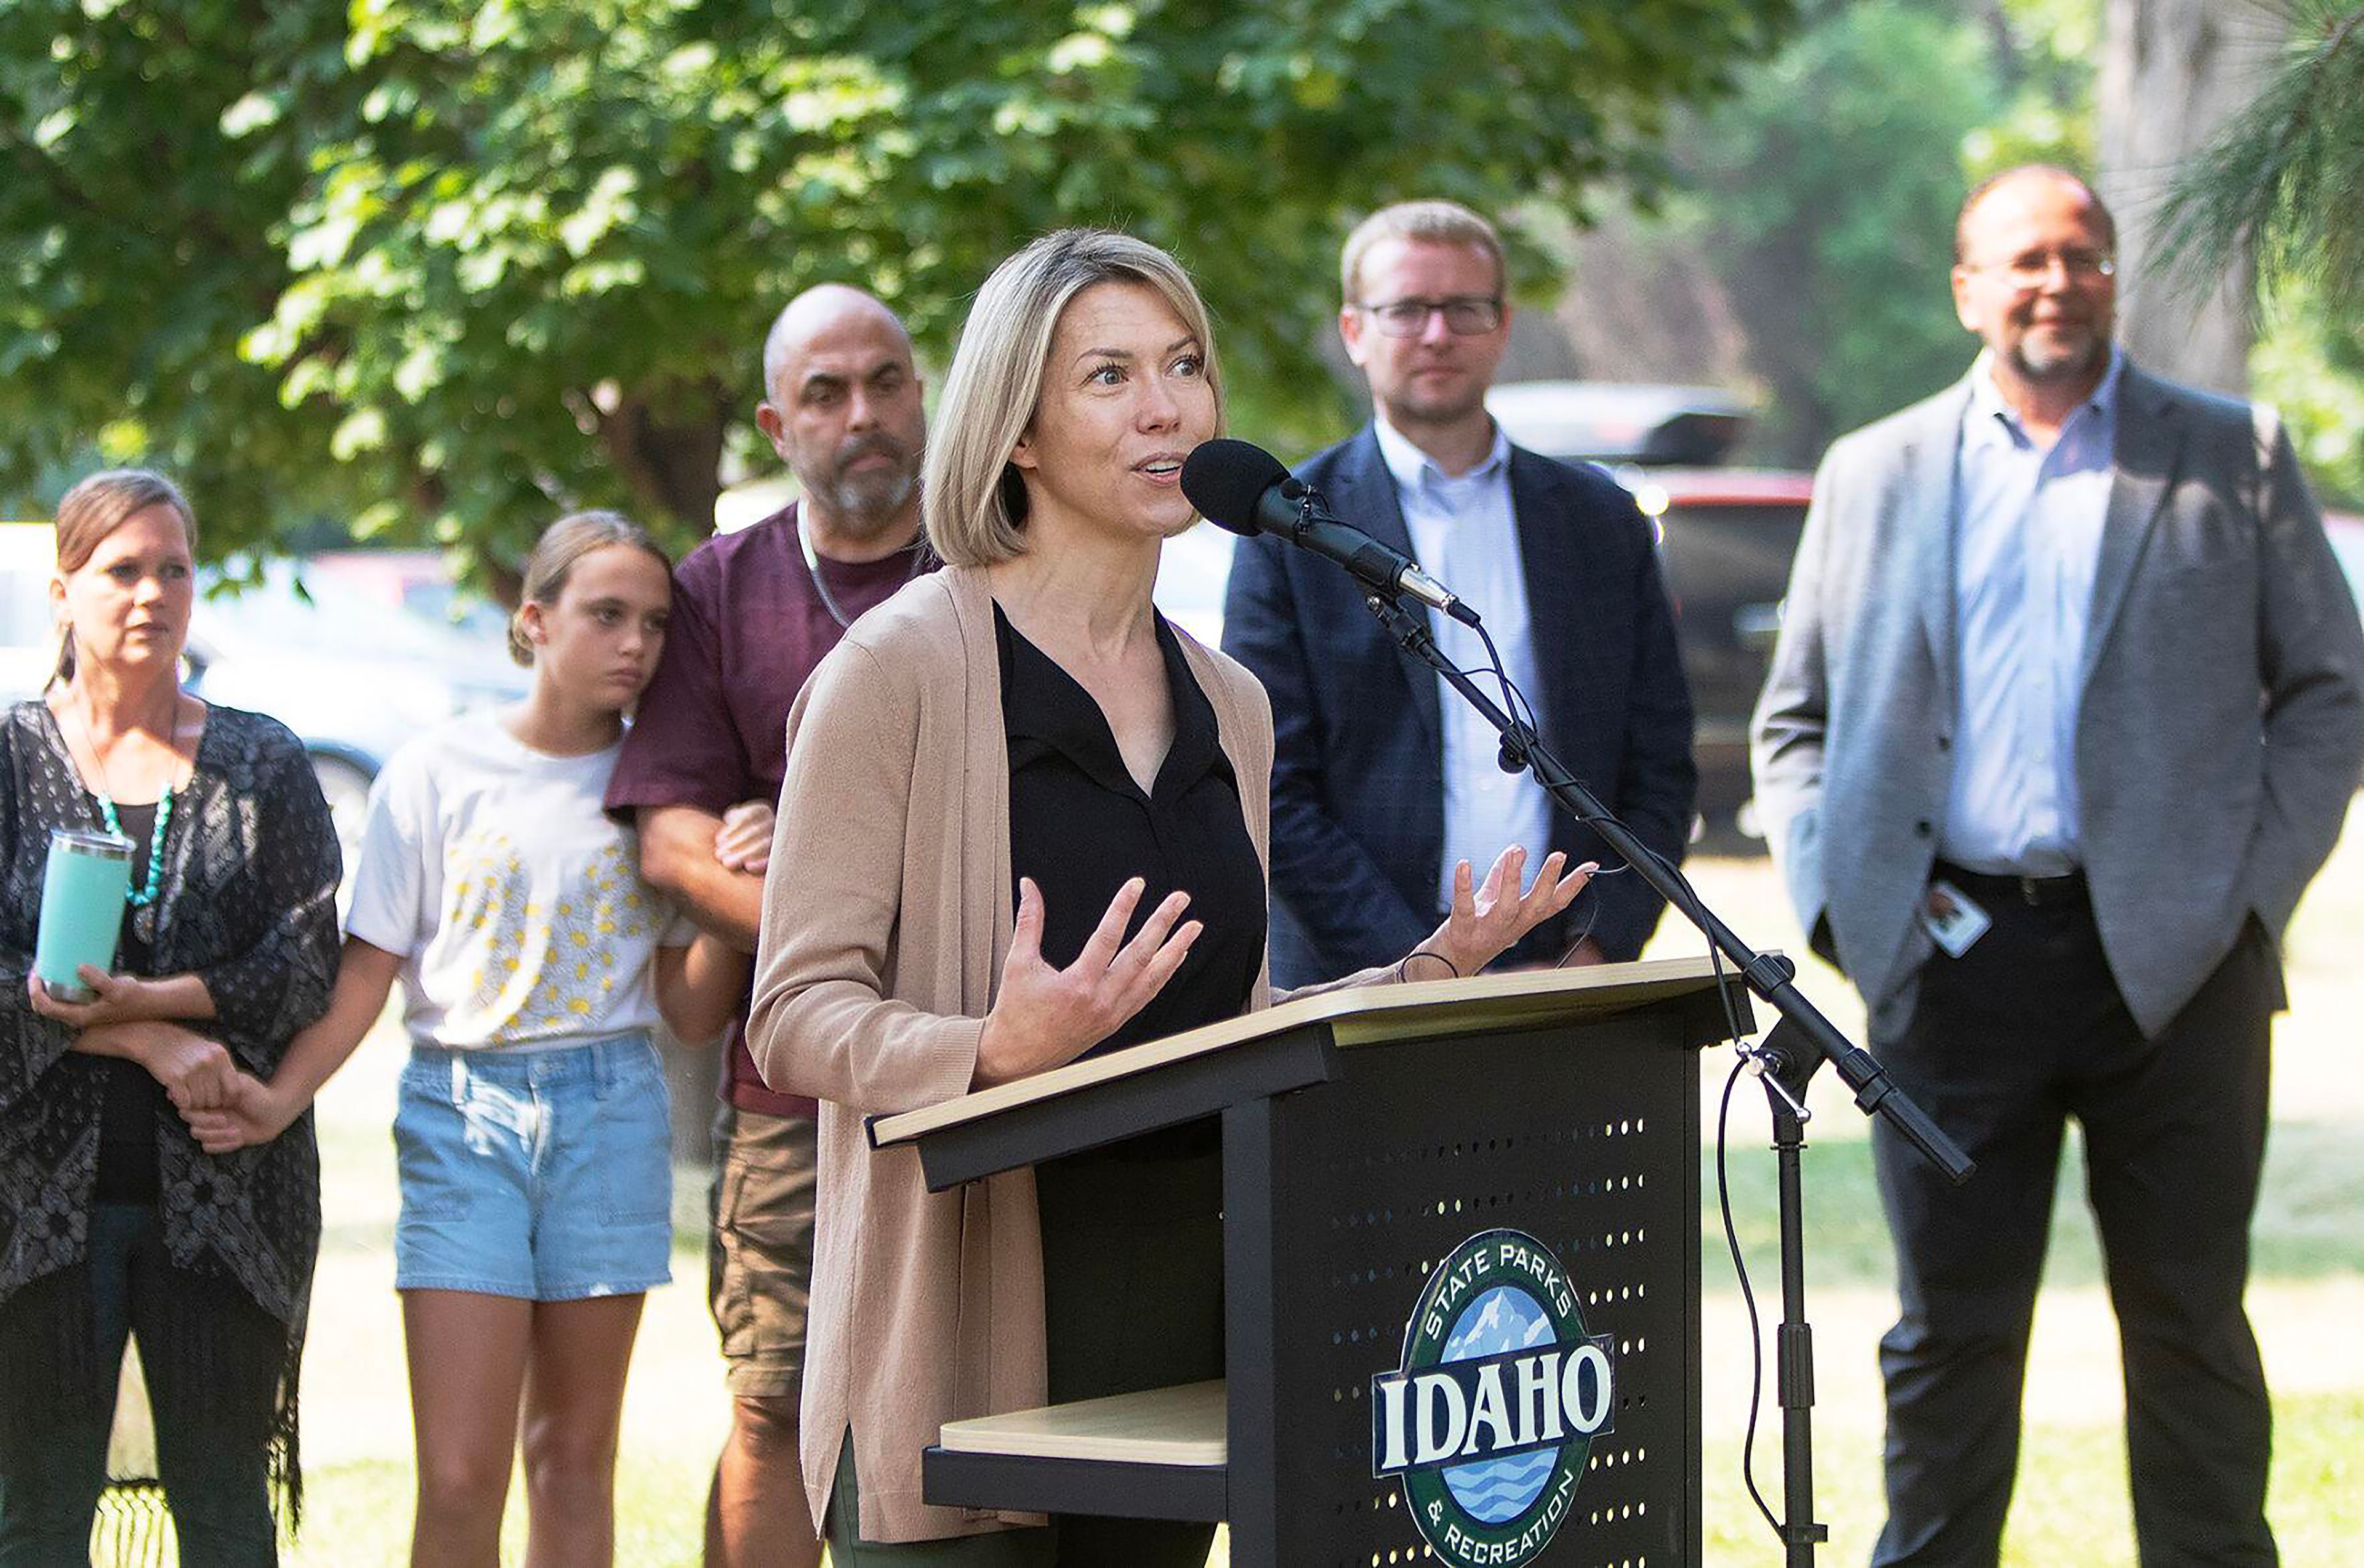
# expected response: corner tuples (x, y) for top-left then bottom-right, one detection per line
(1921, 878), (1992, 958)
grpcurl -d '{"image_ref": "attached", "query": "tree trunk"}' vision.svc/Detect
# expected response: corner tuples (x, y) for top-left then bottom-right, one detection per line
(2098, 0), (2285, 395)
(600, 378), (734, 550)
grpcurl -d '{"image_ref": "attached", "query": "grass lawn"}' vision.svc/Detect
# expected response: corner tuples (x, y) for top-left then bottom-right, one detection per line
(271, 808), (2364, 1566)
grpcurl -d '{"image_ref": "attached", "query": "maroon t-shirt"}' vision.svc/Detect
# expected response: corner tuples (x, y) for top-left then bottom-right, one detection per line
(606, 501), (929, 1115)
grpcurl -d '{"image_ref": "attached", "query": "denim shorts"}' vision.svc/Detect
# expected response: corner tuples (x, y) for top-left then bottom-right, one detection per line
(393, 1032), (673, 1301)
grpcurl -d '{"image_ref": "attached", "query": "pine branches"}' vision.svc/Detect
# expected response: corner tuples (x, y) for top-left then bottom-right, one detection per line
(2152, 1), (2364, 312)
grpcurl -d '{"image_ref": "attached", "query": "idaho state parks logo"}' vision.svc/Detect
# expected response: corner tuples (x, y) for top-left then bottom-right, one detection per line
(1372, 1228), (1615, 1567)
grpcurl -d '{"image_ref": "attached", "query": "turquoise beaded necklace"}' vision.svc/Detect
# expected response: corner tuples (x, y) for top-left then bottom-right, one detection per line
(95, 786), (174, 907)
(71, 691), (183, 909)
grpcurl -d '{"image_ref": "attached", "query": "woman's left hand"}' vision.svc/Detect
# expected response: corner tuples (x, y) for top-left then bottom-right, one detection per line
(26, 967), (157, 1027)
(1416, 846), (1596, 979)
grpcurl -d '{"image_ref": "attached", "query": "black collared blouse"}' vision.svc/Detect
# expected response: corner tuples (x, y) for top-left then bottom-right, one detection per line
(996, 608), (1265, 1058)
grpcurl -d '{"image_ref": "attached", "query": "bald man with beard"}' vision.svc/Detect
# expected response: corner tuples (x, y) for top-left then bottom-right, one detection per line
(606, 284), (931, 1567)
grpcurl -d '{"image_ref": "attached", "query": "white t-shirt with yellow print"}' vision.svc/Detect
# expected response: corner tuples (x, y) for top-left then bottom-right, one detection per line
(345, 710), (695, 1050)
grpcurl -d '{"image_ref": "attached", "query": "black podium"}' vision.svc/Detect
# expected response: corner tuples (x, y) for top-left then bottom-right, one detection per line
(869, 956), (1749, 1568)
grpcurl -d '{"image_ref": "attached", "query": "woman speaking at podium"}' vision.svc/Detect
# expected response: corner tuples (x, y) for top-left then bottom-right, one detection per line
(747, 229), (1589, 1566)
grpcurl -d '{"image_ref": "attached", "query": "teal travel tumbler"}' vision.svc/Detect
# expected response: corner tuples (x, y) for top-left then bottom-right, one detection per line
(35, 827), (134, 1003)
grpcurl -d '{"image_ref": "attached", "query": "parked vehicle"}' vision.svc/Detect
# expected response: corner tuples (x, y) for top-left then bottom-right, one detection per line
(1484, 381), (1750, 467)
(187, 558), (528, 878)
(304, 547), (510, 640)
(1609, 468), (1810, 845)
(0, 528), (525, 888)
(0, 524), (55, 699)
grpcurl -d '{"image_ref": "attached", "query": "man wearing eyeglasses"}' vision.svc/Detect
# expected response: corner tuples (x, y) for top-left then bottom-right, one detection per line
(1753, 164), (2364, 1565)
(1224, 198), (1696, 987)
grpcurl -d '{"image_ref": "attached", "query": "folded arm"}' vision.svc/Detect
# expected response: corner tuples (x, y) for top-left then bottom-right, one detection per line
(190, 740), (344, 1067)
(183, 936), (403, 1153)
(638, 804), (765, 954)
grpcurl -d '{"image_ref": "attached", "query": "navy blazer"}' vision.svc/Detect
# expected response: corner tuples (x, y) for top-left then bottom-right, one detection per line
(1223, 425), (1697, 986)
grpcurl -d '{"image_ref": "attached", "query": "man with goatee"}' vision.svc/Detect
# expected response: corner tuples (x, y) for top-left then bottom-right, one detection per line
(608, 284), (932, 1568)
(1753, 165), (2364, 1566)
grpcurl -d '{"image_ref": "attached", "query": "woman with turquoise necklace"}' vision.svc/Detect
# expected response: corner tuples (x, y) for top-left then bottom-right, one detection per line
(0, 468), (342, 1564)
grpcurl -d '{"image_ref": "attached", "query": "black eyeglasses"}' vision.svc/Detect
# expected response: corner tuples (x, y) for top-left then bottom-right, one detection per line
(1356, 295), (1503, 337)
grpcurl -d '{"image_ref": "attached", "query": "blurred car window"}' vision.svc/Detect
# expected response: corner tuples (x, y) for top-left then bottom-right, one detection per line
(305, 548), (510, 640)
(1485, 380), (1750, 467)
(1618, 473), (1811, 847)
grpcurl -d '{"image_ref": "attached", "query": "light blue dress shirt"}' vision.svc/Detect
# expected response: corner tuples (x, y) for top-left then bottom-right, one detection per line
(1940, 348), (2124, 875)
(1372, 416), (1556, 907)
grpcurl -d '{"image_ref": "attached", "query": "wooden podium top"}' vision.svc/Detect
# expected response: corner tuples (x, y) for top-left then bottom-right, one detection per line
(938, 1380), (1227, 1468)
(872, 953), (1747, 1152)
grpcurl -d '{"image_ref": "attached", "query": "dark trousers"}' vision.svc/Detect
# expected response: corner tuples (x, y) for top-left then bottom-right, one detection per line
(0, 1204), (283, 1567)
(1868, 887), (2278, 1568)
(824, 1133), (1224, 1566)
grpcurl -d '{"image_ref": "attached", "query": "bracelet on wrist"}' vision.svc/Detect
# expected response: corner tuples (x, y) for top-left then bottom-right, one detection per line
(1397, 949), (1462, 983)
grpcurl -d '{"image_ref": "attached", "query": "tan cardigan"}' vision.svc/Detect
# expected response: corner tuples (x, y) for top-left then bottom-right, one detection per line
(750, 564), (1343, 1543)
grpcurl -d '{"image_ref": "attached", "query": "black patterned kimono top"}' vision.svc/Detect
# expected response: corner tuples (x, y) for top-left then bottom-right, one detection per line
(0, 699), (340, 1351)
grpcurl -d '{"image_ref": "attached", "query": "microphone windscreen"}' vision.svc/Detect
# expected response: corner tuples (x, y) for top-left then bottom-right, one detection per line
(1180, 438), (1290, 537)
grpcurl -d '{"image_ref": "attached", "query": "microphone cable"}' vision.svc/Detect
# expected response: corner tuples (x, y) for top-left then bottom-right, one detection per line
(1719, 1051), (1788, 1540)
(1437, 616), (1790, 1546)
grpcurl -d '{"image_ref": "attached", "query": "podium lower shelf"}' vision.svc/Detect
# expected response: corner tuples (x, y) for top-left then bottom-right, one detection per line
(924, 1380), (1228, 1522)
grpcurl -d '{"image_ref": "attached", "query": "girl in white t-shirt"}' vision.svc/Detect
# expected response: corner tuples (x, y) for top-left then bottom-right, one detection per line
(190, 512), (746, 1564)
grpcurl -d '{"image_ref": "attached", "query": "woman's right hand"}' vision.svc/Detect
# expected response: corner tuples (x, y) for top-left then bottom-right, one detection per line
(132, 1024), (237, 1111)
(183, 1071), (300, 1155)
(973, 877), (1201, 1088)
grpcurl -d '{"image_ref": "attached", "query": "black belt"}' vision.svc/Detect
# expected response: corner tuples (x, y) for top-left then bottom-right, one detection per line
(1934, 860), (2089, 908)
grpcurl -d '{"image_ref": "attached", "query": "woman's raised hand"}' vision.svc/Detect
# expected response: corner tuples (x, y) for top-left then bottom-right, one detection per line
(973, 877), (1201, 1088)
(1416, 846), (1596, 979)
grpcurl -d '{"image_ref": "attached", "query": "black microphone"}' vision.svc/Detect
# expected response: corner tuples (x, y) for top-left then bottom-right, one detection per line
(1180, 438), (1481, 626)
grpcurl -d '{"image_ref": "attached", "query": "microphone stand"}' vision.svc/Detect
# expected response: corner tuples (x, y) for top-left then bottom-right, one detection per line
(1356, 588), (1974, 1568)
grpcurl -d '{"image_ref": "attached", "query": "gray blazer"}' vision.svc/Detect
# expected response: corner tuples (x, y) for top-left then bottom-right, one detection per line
(1751, 360), (2364, 1039)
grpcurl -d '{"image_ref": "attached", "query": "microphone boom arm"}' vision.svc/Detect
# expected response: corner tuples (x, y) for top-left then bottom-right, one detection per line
(1285, 481), (1479, 626)
(1356, 589), (1973, 1184)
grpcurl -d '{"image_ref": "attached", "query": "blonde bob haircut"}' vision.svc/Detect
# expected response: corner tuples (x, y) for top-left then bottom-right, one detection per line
(924, 229), (1224, 568)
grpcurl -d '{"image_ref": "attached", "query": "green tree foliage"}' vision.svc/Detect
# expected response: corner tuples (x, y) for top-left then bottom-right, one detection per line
(1647, 0), (1997, 467)
(0, 3), (349, 535)
(1961, 0), (2095, 176)
(2151, 1), (2364, 507)
(2254, 279), (2364, 508)
(1, 0), (1793, 562)
(2152, 2), (2364, 316)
